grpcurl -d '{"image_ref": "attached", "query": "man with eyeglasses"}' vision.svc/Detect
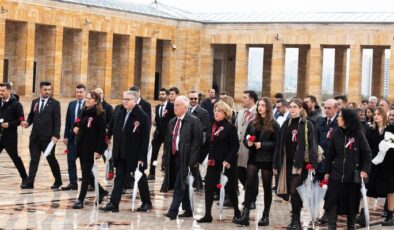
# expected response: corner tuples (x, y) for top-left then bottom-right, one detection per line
(316, 98), (339, 224)
(101, 90), (152, 212)
(147, 88), (175, 180)
(188, 90), (209, 191)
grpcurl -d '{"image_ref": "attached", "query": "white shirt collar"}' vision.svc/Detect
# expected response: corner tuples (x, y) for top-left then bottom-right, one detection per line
(137, 98), (141, 104)
(177, 113), (186, 120)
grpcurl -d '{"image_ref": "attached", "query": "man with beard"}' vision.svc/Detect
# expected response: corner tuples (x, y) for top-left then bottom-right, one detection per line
(21, 81), (62, 190)
(304, 95), (323, 128)
(0, 82), (27, 187)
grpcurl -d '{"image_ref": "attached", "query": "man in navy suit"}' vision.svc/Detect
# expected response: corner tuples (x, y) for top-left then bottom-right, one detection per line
(62, 84), (86, 190)
(21, 81), (62, 190)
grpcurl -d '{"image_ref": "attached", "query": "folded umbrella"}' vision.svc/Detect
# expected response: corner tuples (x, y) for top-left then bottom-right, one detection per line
(361, 177), (370, 230)
(103, 148), (112, 180)
(187, 169), (195, 215)
(199, 156), (208, 178)
(91, 159), (100, 206)
(219, 166), (228, 221)
(40, 140), (55, 164)
(147, 143), (153, 166)
(131, 164), (143, 211)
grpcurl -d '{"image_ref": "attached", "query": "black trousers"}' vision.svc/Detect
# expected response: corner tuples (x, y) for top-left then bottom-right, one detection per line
(27, 138), (61, 184)
(149, 133), (164, 175)
(110, 159), (151, 206)
(0, 137), (27, 179)
(204, 164), (239, 216)
(78, 157), (106, 201)
(191, 165), (203, 189)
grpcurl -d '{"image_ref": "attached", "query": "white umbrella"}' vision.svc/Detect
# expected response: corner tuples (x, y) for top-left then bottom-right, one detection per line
(361, 177), (370, 230)
(372, 132), (394, 165)
(199, 156), (208, 178)
(187, 169), (195, 215)
(255, 170), (262, 226)
(147, 143), (152, 166)
(41, 140), (55, 164)
(91, 159), (100, 206)
(131, 164), (143, 211)
(103, 148), (112, 180)
(219, 166), (228, 221)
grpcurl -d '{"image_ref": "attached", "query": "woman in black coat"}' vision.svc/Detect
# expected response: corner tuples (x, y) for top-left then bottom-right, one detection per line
(72, 91), (108, 209)
(324, 109), (371, 230)
(364, 107), (394, 226)
(197, 101), (240, 223)
(273, 98), (318, 230)
(234, 97), (279, 226)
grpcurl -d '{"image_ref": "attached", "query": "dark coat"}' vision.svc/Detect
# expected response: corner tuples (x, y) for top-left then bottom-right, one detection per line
(160, 113), (203, 192)
(110, 105), (150, 172)
(308, 106), (323, 128)
(190, 104), (210, 142)
(0, 96), (24, 137)
(107, 104), (122, 138)
(202, 119), (239, 166)
(325, 128), (372, 183)
(316, 114), (339, 154)
(102, 100), (113, 125)
(64, 100), (84, 142)
(138, 98), (152, 120)
(154, 101), (175, 137)
(273, 117), (319, 171)
(27, 97), (61, 141)
(201, 98), (216, 123)
(75, 107), (107, 160)
(244, 120), (280, 163)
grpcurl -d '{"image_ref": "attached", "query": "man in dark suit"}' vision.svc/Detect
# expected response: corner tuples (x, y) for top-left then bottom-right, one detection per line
(0, 82), (27, 186)
(100, 90), (152, 212)
(129, 86), (151, 120)
(62, 84), (86, 190)
(147, 88), (175, 180)
(161, 95), (202, 220)
(188, 90), (209, 190)
(201, 88), (217, 123)
(21, 81), (62, 190)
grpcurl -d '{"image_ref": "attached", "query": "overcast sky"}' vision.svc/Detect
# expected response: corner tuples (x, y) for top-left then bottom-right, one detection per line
(131, 0), (393, 13)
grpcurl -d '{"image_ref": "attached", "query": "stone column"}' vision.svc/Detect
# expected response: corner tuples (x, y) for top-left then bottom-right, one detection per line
(23, 22), (35, 95)
(52, 26), (63, 97)
(127, 35), (135, 89)
(103, 32), (113, 97)
(371, 47), (385, 98)
(0, 19), (5, 82)
(333, 47), (347, 96)
(307, 44), (323, 102)
(141, 37), (156, 100)
(389, 46), (394, 102)
(270, 43), (285, 99)
(79, 28), (89, 86)
(161, 40), (175, 88)
(234, 43), (248, 100)
(348, 45), (362, 103)
(262, 45), (272, 97)
(297, 46), (308, 98)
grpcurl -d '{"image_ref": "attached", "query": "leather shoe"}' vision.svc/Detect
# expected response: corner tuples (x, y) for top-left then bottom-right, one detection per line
(178, 211), (193, 217)
(99, 203), (119, 212)
(61, 183), (78, 191)
(197, 215), (213, 223)
(147, 174), (155, 181)
(136, 202), (152, 212)
(72, 200), (84, 209)
(164, 212), (177, 220)
(51, 183), (62, 190)
(21, 182), (34, 189)
(98, 190), (109, 204)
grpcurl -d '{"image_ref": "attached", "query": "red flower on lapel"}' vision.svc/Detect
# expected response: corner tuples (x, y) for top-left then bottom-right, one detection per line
(34, 102), (38, 112)
(133, 121), (140, 133)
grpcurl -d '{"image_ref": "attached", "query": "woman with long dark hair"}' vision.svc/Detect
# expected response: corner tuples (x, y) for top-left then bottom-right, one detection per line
(234, 97), (280, 226)
(72, 91), (108, 209)
(363, 107), (394, 226)
(365, 107), (374, 125)
(324, 109), (372, 229)
(197, 101), (241, 223)
(273, 98), (318, 230)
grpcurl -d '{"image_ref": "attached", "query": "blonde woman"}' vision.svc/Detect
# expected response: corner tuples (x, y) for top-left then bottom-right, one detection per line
(220, 95), (237, 124)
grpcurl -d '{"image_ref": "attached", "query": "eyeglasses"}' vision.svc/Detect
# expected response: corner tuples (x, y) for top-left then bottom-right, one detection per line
(189, 98), (198, 100)
(122, 98), (134, 102)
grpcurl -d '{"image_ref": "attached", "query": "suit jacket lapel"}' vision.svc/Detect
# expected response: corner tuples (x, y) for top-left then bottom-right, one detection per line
(40, 97), (52, 115)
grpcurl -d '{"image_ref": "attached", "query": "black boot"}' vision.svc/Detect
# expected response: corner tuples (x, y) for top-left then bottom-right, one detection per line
(356, 208), (366, 227)
(234, 208), (250, 226)
(287, 212), (301, 230)
(319, 210), (329, 224)
(347, 215), (356, 230)
(258, 212), (269, 226)
(327, 207), (337, 230)
(382, 211), (394, 226)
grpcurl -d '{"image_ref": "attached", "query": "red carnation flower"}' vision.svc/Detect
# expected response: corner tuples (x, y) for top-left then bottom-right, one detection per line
(248, 135), (256, 142)
(216, 183), (222, 189)
(19, 116), (25, 122)
(107, 172), (114, 180)
(64, 149), (68, 154)
(306, 163), (313, 171)
(75, 118), (81, 123)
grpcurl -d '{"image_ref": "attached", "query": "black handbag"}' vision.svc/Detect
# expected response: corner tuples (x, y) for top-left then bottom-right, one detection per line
(353, 142), (368, 184)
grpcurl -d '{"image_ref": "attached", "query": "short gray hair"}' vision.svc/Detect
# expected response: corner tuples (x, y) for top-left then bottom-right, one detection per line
(369, 96), (378, 103)
(175, 95), (190, 108)
(124, 90), (140, 101)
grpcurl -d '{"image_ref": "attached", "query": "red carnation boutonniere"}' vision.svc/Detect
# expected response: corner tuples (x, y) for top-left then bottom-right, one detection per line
(327, 127), (334, 140)
(34, 102), (39, 112)
(345, 137), (355, 150)
(305, 163), (313, 171)
(133, 121), (140, 133)
(214, 126), (224, 136)
(162, 109), (168, 117)
(87, 117), (93, 128)
(292, 129), (298, 142)
(247, 135), (256, 142)
(216, 183), (222, 189)
(75, 117), (81, 123)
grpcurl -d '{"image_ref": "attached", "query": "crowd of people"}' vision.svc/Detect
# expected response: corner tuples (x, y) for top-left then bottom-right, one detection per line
(1, 80), (394, 230)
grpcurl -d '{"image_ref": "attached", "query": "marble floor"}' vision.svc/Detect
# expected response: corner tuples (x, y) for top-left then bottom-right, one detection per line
(0, 97), (389, 229)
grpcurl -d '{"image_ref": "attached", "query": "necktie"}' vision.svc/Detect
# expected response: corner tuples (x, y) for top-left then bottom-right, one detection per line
(188, 107), (192, 113)
(77, 101), (82, 117)
(171, 118), (181, 155)
(245, 110), (251, 122)
(159, 105), (164, 118)
(39, 99), (45, 113)
(327, 118), (331, 127)
(123, 111), (130, 130)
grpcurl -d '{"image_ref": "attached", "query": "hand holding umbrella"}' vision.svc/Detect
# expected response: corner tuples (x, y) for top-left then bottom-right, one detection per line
(131, 162), (143, 211)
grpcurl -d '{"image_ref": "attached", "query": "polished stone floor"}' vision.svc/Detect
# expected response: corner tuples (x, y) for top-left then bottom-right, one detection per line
(0, 97), (389, 229)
